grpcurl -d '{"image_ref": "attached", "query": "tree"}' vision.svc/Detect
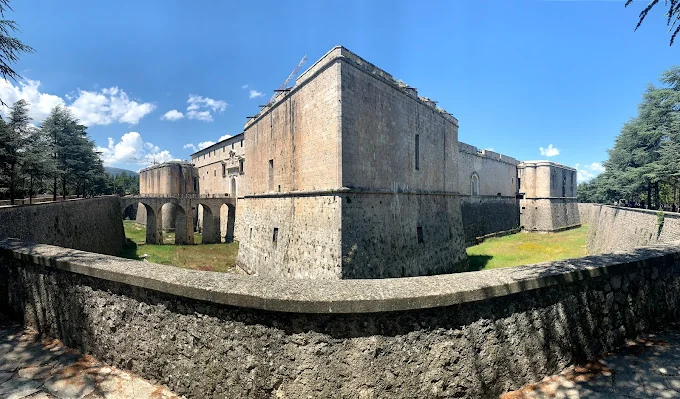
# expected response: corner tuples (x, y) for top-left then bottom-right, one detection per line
(0, 0), (34, 103)
(0, 99), (30, 203)
(626, 0), (680, 45)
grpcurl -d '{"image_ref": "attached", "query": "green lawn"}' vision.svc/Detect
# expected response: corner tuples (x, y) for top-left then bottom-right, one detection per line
(466, 225), (589, 271)
(120, 221), (238, 273)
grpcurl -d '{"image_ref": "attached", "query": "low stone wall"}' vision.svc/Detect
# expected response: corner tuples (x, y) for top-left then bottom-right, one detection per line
(577, 203), (598, 225)
(0, 197), (124, 256)
(460, 195), (519, 245)
(587, 204), (680, 255)
(2, 238), (680, 398)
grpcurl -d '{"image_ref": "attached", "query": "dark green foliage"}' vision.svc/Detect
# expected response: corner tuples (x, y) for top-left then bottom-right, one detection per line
(0, 0), (34, 104)
(626, 0), (680, 45)
(583, 66), (680, 210)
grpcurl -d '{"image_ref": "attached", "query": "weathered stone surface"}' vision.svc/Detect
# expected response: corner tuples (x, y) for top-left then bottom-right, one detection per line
(0, 197), (124, 256)
(584, 204), (680, 255)
(3, 238), (680, 397)
(460, 195), (519, 245)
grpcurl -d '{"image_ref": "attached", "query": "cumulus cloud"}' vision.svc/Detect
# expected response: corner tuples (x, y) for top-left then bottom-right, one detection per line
(97, 132), (177, 166)
(183, 134), (233, 154)
(249, 89), (264, 99)
(539, 144), (560, 157)
(0, 79), (155, 126)
(68, 87), (155, 126)
(241, 84), (249, 89)
(590, 162), (605, 172)
(161, 109), (184, 121)
(575, 162), (605, 182)
(0, 79), (65, 122)
(185, 95), (227, 122)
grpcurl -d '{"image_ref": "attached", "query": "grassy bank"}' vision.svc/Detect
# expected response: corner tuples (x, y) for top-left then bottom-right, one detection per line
(121, 221), (238, 273)
(466, 225), (588, 271)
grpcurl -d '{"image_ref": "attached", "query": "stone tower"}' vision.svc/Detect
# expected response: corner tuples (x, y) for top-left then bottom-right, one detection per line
(235, 46), (468, 279)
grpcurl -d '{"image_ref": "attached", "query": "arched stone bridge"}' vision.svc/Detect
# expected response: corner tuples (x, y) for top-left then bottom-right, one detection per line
(120, 195), (236, 245)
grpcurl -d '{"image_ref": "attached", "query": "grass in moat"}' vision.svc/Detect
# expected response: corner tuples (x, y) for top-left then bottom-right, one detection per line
(120, 220), (238, 273)
(466, 225), (589, 271)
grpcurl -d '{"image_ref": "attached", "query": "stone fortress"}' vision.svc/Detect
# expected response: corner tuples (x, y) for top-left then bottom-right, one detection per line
(136, 46), (579, 279)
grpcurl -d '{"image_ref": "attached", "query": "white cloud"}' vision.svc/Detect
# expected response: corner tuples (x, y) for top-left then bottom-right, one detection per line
(218, 134), (231, 142)
(590, 162), (605, 172)
(187, 110), (213, 121)
(241, 84), (249, 89)
(185, 95), (227, 122)
(539, 144), (560, 157)
(97, 132), (177, 166)
(183, 143), (197, 152)
(198, 141), (215, 149)
(249, 89), (264, 99)
(0, 79), (155, 126)
(575, 162), (605, 182)
(0, 79), (65, 122)
(161, 109), (184, 121)
(68, 87), (155, 126)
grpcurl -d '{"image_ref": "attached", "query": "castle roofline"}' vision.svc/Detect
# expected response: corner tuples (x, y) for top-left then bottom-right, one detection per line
(245, 45), (458, 130)
(519, 160), (576, 171)
(139, 161), (194, 173)
(190, 132), (244, 158)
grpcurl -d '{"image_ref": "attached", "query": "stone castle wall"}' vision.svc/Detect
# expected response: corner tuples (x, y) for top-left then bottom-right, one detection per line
(0, 197), (124, 256)
(339, 47), (467, 277)
(460, 196), (520, 244)
(585, 204), (680, 254)
(457, 143), (520, 243)
(236, 55), (343, 278)
(519, 162), (580, 231)
(3, 238), (680, 398)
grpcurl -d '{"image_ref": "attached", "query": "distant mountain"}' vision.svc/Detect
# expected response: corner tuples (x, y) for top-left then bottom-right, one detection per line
(104, 166), (139, 177)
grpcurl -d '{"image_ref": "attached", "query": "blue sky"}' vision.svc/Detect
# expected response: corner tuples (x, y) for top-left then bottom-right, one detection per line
(6, 0), (678, 179)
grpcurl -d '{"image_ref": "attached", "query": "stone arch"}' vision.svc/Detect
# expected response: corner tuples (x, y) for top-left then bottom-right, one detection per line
(470, 172), (480, 196)
(197, 203), (220, 244)
(121, 200), (161, 244)
(221, 203), (236, 243)
(160, 201), (194, 245)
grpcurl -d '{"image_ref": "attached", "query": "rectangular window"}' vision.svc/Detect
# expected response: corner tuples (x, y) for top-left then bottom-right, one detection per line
(272, 228), (278, 244)
(268, 159), (274, 191)
(415, 134), (420, 170)
(232, 143), (234, 149)
(250, 228), (252, 239)
(417, 226), (423, 244)
(239, 159), (244, 174)
(241, 139), (243, 147)
(222, 164), (226, 176)
(214, 169), (216, 176)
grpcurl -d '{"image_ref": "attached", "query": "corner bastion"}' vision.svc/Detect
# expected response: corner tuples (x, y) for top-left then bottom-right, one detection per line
(2, 237), (680, 398)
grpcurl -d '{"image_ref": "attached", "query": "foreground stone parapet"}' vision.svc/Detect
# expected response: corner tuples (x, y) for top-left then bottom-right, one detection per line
(2, 238), (680, 397)
(0, 313), (180, 398)
(1, 238), (679, 314)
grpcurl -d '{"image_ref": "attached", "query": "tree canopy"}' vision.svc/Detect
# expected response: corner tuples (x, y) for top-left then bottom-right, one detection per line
(578, 66), (680, 210)
(0, 102), (138, 203)
(626, 0), (680, 45)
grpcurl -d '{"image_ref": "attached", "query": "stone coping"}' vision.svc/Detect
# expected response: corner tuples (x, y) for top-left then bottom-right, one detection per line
(596, 204), (680, 219)
(1, 238), (679, 314)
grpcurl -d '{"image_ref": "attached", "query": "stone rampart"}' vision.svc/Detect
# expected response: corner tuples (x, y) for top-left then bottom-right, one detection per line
(0, 197), (124, 256)
(586, 204), (680, 255)
(2, 238), (680, 398)
(460, 195), (520, 245)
